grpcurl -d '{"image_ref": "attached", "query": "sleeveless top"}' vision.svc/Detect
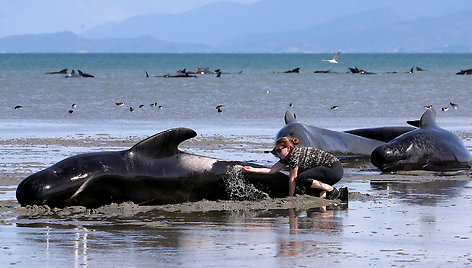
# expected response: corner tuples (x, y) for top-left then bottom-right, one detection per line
(278, 147), (339, 173)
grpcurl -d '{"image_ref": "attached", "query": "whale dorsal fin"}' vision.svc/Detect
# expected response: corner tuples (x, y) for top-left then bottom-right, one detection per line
(284, 111), (297, 124)
(130, 128), (197, 158)
(419, 108), (436, 128)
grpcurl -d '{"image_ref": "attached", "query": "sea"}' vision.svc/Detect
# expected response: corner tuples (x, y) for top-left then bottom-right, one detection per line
(1, 53), (472, 267)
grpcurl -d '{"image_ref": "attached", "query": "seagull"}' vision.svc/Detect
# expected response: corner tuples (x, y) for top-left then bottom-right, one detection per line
(323, 50), (341, 64)
(450, 102), (459, 109)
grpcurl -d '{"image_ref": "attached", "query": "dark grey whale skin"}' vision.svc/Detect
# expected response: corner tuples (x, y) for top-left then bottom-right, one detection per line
(276, 111), (385, 157)
(16, 128), (289, 208)
(370, 109), (472, 172)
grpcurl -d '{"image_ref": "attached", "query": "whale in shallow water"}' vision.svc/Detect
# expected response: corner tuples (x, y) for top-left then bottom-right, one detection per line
(456, 68), (472, 75)
(370, 109), (472, 172)
(16, 128), (289, 208)
(275, 111), (385, 157)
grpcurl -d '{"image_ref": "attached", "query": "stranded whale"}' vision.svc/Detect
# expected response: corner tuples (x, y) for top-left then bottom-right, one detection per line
(370, 109), (472, 172)
(275, 111), (385, 157)
(16, 128), (289, 208)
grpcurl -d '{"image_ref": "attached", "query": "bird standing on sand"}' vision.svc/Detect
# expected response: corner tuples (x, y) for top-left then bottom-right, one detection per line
(322, 50), (341, 64)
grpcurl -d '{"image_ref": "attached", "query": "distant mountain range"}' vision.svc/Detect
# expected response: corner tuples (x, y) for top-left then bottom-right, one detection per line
(1, 0), (472, 53)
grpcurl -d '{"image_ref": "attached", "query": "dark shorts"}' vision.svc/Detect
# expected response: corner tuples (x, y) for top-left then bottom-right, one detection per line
(295, 161), (344, 189)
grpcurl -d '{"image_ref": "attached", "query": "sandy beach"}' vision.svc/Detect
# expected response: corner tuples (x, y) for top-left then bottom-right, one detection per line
(1, 129), (472, 266)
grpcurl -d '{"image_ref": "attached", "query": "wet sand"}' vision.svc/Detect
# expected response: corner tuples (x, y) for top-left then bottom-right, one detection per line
(1, 133), (472, 266)
(1, 132), (472, 216)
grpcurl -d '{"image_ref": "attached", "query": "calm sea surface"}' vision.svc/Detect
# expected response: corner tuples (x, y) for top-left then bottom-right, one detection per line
(1, 53), (472, 267)
(1, 53), (472, 137)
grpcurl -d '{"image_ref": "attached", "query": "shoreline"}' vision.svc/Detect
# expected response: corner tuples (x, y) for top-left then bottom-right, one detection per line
(2, 133), (472, 218)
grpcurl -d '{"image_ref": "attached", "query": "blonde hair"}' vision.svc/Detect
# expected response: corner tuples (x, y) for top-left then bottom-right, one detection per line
(276, 136), (299, 150)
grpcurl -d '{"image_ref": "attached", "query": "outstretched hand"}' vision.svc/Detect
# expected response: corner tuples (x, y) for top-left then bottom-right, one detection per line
(242, 166), (254, 172)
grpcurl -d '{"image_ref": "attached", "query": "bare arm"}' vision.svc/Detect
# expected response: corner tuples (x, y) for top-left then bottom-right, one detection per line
(242, 162), (285, 174)
(288, 166), (298, 196)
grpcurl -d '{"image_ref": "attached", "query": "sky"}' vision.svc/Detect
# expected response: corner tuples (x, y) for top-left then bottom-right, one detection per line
(0, 0), (259, 38)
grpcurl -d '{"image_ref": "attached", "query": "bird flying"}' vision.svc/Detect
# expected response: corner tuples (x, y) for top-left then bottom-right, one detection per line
(323, 50), (341, 64)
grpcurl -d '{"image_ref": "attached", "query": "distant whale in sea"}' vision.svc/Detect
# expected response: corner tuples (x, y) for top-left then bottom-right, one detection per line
(78, 70), (95, 77)
(45, 68), (68, 75)
(348, 67), (376, 74)
(65, 70), (81, 78)
(456, 69), (472, 75)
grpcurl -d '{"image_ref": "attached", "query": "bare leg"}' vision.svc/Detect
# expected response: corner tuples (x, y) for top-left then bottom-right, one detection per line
(310, 179), (334, 192)
(311, 180), (334, 198)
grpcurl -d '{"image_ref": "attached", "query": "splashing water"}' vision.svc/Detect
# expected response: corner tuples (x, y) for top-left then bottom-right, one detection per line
(222, 165), (269, 201)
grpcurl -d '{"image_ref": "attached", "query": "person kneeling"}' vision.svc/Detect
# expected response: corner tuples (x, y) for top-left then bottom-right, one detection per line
(242, 136), (346, 200)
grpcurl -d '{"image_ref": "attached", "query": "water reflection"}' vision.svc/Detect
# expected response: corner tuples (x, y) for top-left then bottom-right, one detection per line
(14, 206), (346, 266)
(370, 179), (470, 205)
(278, 206), (343, 257)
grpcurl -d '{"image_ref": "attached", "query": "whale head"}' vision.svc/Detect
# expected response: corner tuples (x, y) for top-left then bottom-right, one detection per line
(16, 128), (198, 207)
(16, 151), (121, 207)
(371, 109), (472, 172)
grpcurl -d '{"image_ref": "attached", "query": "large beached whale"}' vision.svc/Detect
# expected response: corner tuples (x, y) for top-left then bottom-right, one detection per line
(16, 128), (289, 208)
(370, 109), (472, 172)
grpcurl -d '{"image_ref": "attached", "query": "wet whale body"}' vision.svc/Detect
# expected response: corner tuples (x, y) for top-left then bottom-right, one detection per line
(345, 126), (416, 143)
(16, 128), (289, 208)
(275, 111), (385, 157)
(456, 68), (472, 75)
(370, 109), (472, 172)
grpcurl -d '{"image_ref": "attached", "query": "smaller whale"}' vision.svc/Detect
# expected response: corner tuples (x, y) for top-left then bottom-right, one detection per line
(157, 69), (198, 78)
(275, 111), (385, 157)
(276, 68), (300, 74)
(345, 126), (416, 143)
(314, 70), (338, 74)
(45, 68), (68, 75)
(349, 67), (376, 74)
(78, 70), (95, 77)
(456, 69), (472, 75)
(370, 109), (472, 172)
(65, 70), (81, 78)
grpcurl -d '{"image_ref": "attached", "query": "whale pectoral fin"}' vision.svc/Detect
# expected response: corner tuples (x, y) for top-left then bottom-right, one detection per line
(130, 128), (197, 158)
(407, 120), (420, 128)
(284, 111), (297, 124)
